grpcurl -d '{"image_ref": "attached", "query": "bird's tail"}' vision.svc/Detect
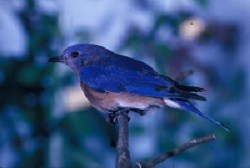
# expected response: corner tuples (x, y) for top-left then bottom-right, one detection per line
(164, 99), (230, 132)
(175, 84), (206, 101)
(176, 84), (205, 92)
(160, 75), (206, 93)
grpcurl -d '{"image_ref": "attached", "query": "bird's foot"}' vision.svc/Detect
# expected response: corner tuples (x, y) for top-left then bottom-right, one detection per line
(106, 108), (131, 125)
(117, 108), (131, 122)
(106, 112), (117, 126)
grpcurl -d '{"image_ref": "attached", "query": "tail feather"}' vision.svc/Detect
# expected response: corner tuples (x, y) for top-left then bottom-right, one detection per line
(176, 85), (205, 92)
(161, 75), (229, 131)
(179, 92), (206, 101)
(160, 75), (205, 92)
(174, 100), (230, 132)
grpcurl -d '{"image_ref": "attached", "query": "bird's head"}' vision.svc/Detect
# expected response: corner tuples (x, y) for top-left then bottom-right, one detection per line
(49, 43), (109, 73)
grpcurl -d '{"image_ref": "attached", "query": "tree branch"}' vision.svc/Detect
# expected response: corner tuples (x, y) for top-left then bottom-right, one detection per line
(114, 110), (216, 168)
(133, 134), (216, 168)
(115, 111), (131, 168)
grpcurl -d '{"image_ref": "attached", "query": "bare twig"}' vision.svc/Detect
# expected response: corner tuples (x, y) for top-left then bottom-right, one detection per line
(115, 111), (131, 168)
(133, 134), (216, 168)
(114, 110), (216, 168)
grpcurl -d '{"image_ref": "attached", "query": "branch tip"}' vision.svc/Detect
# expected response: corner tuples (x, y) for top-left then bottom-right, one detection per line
(133, 134), (216, 168)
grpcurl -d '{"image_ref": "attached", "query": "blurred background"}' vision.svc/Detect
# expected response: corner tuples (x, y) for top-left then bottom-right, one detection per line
(0, 0), (249, 167)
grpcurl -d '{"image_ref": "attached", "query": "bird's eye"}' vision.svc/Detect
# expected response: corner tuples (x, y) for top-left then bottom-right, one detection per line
(70, 51), (80, 58)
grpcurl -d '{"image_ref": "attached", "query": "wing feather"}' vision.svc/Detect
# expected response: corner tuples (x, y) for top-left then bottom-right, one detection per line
(80, 65), (181, 98)
(80, 55), (205, 101)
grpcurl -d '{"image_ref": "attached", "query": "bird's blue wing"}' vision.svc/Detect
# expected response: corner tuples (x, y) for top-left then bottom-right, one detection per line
(80, 66), (125, 92)
(79, 65), (182, 98)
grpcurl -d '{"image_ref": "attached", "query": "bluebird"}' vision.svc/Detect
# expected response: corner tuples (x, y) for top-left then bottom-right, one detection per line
(49, 44), (229, 131)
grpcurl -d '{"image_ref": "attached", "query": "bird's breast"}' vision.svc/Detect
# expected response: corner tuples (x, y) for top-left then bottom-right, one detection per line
(80, 82), (164, 112)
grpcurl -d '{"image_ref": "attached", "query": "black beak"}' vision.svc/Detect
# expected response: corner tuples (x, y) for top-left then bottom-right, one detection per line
(48, 56), (64, 63)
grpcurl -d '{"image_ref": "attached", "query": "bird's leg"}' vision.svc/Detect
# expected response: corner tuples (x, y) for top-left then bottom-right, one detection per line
(117, 108), (131, 122)
(106, 108), (131, 125)
(106, 111), (117, 126)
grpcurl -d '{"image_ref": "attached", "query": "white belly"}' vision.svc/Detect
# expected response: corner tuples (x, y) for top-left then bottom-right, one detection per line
(116, 98), (150, 109)
(115, 94), (164, 110)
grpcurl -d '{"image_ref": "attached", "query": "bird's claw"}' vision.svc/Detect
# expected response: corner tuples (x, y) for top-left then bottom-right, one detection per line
(106, 112), (117, 126)
(106, 108), (131, 125)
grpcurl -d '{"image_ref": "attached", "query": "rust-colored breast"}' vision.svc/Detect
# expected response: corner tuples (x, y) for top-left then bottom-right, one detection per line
(80, 82), (118, 111)
(80, 82), (164, 112)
